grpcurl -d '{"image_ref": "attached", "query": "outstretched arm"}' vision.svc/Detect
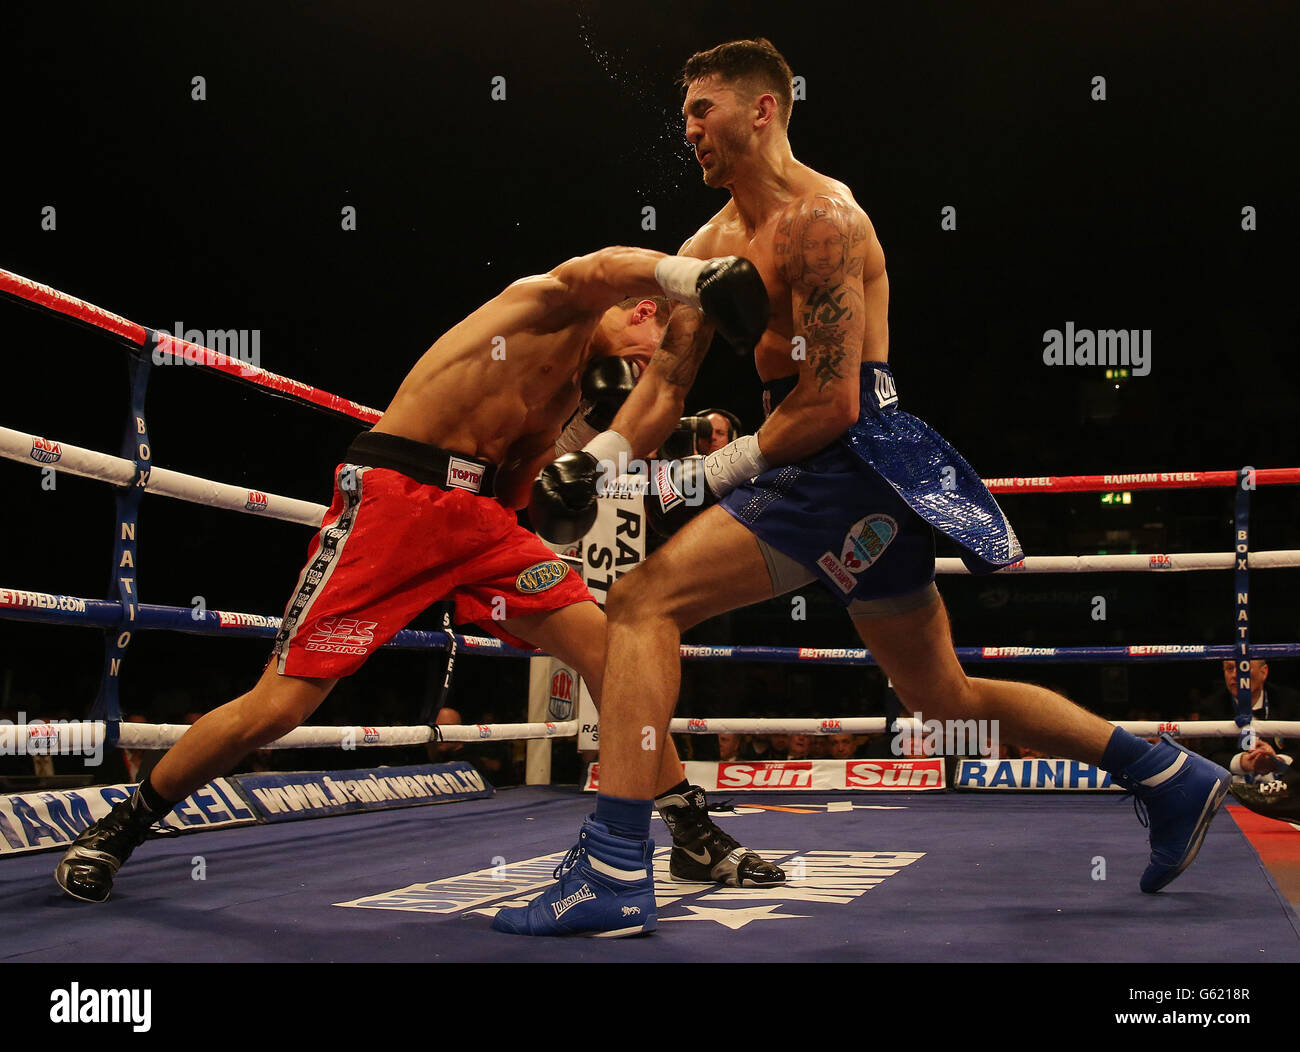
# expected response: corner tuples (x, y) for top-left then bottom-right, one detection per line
(548, 246), (671, 315)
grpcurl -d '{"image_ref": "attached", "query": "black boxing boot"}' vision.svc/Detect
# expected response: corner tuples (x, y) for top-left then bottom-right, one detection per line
(656, 784), (786, 887)
(55, 790), (161, 902)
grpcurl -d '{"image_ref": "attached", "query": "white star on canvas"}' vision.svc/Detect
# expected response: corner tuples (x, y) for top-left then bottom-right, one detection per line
(661, 904), (811, 930)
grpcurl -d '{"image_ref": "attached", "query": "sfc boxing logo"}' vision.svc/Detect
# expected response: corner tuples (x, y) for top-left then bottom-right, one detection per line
(304, 617), (378, 656)
(516, 561), (568, 595)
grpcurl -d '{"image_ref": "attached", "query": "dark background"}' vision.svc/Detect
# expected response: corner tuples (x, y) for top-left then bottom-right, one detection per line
(1, 1), (1296, 756)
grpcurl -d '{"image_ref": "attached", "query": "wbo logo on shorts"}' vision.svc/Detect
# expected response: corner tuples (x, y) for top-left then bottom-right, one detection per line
(515, 561), (568, 595)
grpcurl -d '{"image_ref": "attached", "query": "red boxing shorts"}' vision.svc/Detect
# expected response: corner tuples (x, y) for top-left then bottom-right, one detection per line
(272, 449), (594, 679)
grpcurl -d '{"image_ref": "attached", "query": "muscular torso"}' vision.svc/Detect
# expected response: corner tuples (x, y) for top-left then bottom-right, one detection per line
(688, 169), (889, 382)
(372, 276), (598, 466)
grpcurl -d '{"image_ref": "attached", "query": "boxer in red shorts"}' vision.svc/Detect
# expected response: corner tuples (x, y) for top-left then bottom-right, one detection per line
(56, 244), (783, 902)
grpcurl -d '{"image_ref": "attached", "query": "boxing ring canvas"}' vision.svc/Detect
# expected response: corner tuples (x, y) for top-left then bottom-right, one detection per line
(3, 788), (1296, 962)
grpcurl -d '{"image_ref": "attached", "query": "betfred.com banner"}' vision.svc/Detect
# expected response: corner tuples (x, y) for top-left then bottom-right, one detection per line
(584, 758), (946, 792)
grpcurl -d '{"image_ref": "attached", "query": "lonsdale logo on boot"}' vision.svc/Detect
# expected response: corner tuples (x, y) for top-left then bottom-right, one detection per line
(551, 882), (597, 919)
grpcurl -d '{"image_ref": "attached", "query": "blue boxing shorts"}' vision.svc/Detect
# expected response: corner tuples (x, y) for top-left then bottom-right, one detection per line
(718, 363), (1022, 616)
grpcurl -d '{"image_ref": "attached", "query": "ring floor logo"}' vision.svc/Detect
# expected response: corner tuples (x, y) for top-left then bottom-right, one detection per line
(337, 838), (924, 929)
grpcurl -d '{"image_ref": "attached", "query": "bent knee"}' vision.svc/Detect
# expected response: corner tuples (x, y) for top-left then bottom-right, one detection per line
(606, 568), (664, 622)
(894, 674), (979, 718)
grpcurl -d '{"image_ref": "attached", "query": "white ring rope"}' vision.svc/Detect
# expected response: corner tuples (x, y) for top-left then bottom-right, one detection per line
(0, 426), (327, 528)
(937, 552), (1300, 573)
(4, 425), (1299, 574)
(3, 718), (1293, 754)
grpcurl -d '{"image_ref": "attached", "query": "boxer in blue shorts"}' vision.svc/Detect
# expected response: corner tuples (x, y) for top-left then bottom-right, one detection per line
(503, 38), (1232, 937)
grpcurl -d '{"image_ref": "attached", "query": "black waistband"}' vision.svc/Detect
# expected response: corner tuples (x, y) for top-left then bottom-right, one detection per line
(344, 431), (497, 496)
(761, 363), (898, 417)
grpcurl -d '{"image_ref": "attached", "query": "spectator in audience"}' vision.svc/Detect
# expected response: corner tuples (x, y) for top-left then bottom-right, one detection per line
(1204, 660), (1299, 783)
(694, 408), (742, 455)
(788, 734), (812, 759)
(717, 733), (743, 761)
(828, 734), (857, 760)
(855, 733), (893, 758)
(742, 734), (776, 761)
(428, 707), (465, 762)
(768, 734), (790, 759)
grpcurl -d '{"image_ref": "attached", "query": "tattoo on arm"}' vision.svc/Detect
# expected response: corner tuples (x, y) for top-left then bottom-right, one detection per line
(775, 196), (869, 392)
(648, 307), (709, 388)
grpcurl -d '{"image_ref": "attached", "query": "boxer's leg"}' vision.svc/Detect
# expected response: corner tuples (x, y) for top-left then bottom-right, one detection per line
(150, 662), (338, 802)
(504, 597), (781, 885)
(492, 507), (780, 935)
(852, 592), (1231, 892)
(598, 505), (776, 800)
(501, 601), (689, 796)
(56, 663), (337, 902)
(848, 592), (1112, 761)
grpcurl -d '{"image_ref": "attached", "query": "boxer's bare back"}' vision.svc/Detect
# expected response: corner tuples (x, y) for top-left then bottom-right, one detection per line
(376, 279), (594, 459)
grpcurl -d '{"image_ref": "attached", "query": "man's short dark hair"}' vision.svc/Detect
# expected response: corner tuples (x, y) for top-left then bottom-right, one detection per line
(681, 38), (794, 127)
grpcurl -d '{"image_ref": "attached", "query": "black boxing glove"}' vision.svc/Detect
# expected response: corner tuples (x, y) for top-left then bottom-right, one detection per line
(654, 255), (769, 353)
(646, 457), (718, 539)
(660, 415), (713, 460)
(554, 357), (639, 455)
(581, 357), (638, 430)
(529, 451), (601, 545)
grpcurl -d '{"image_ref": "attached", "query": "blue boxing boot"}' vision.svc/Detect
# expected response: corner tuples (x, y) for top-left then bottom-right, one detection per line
(1107, 731), (1232, 892)
(491, 818), (656, 937)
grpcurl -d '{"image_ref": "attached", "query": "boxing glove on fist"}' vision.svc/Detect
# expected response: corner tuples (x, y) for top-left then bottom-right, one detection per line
(554, 357), (640, 456)
(646, 457), (717, 539)
(655, 256), (769, 353)
(529, 452), (601, 544)
(580, 356), (639, 430)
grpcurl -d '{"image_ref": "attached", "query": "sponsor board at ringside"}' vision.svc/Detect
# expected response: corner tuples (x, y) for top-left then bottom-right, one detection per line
(954, 759), (1121, 791)
(235, 762), (491, 822)
(584, 758), (945, 792)
(0, 779), (253, 856)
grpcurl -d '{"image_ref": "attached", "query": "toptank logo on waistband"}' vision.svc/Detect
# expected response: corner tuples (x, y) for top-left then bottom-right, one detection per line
(447, 457), (484, 493)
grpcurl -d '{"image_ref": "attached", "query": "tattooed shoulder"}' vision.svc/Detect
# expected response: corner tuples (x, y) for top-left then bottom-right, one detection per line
(773, 195), (870, 289)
